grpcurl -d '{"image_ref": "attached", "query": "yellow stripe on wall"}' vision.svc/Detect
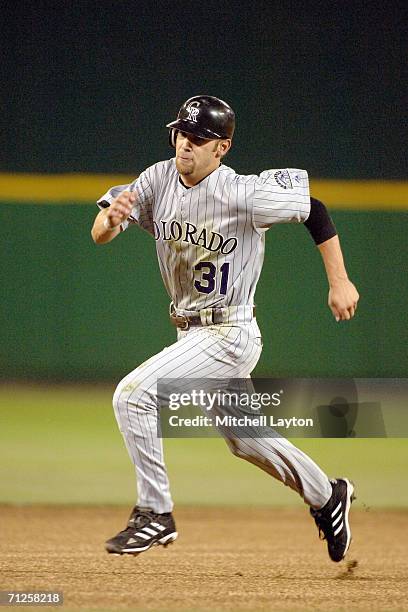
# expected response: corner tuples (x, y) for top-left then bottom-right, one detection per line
(0, 173), (407, 209)
(309, 179), (408, 210)
(0, 173), (132, 204)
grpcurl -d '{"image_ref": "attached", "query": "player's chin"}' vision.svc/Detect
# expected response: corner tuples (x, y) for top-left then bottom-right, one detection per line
(176, 159), (194, 175)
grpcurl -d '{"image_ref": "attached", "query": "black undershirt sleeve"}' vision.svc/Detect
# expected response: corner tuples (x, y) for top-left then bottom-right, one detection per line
(304, 197), (337, 245)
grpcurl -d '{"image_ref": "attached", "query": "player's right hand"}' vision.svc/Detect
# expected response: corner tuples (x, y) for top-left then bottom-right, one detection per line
(328, 278), (360, 322)
(105, 190), (136, 229)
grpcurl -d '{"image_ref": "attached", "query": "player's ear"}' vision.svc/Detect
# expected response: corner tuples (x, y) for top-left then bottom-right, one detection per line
(216, 139), (231, 158)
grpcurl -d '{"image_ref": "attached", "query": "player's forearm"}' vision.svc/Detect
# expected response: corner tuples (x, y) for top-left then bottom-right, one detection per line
(91, 209), (121, 244)
(317, 235), (349, 286)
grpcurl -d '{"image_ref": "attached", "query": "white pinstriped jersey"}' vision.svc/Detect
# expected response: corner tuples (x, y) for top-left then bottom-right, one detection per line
(98, 159), (310, 311)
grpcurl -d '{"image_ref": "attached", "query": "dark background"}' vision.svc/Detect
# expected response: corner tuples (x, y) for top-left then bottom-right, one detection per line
(1, 1), (406, 177)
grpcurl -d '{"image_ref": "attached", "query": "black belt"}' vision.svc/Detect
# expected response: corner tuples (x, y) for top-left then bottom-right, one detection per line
(170, 307), (256, 330)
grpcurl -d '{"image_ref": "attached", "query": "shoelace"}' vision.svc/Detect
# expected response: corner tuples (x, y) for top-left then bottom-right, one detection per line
(311, 509), (334, 542)
(132, 509), (157, 529)
(118, 507), (157, 536)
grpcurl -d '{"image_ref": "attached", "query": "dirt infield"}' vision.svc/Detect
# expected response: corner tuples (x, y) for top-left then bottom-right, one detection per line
(1, 506), (407, 612)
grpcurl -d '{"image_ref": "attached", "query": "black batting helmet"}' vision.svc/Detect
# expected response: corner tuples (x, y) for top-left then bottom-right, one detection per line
(166, 95), (235, 147)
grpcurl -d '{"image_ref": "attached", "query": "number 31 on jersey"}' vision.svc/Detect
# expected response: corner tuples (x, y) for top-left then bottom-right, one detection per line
(194, 261), (230, 295)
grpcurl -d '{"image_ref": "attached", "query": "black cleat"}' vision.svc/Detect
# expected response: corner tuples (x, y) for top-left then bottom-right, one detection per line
(105, 506), (178, 555)
(310, 478), (355, 562)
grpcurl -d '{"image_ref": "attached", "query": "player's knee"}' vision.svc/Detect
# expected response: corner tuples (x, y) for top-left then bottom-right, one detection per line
(225, 438), (247, 459)
(113, 376), (140, 424)
(112, 381), (125, 431)
(112, 374), (155, 422)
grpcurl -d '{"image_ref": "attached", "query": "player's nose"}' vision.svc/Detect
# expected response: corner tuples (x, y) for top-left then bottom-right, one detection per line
(180, 135), (193, 150)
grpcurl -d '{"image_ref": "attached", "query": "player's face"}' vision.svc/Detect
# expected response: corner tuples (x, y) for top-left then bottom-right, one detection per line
(175, 131), (231, 186)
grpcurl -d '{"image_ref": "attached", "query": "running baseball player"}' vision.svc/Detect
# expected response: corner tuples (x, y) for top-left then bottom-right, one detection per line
(91, 95), (359, 562)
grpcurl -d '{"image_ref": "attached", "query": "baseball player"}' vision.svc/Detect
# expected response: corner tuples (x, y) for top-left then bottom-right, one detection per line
(91, 95), (359, 562)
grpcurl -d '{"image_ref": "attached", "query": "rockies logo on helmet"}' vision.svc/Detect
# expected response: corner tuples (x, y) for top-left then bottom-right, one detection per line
(186, 102), (200, 122)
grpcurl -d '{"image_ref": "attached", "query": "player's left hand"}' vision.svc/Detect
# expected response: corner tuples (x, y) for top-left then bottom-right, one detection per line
(328, 279), (359, 322)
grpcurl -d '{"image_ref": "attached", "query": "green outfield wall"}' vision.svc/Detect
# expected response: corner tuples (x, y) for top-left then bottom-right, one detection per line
(1, 199), (406, 380)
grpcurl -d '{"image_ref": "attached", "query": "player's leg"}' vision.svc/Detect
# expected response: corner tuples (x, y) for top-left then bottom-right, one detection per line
(223, 432), (354, 561)
(227, 431), (355, 561)
(219, 382), (354, 562)
(106, 323), (261, 554)
(112, 325), (260, 512)
(225, 435), (332, 507)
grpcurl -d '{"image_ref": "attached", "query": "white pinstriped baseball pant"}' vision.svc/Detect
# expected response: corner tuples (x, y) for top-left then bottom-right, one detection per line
(112, 319), (332, 513)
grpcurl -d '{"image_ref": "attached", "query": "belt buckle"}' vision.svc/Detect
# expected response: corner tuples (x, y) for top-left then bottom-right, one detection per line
(176, 314), (189, 330)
